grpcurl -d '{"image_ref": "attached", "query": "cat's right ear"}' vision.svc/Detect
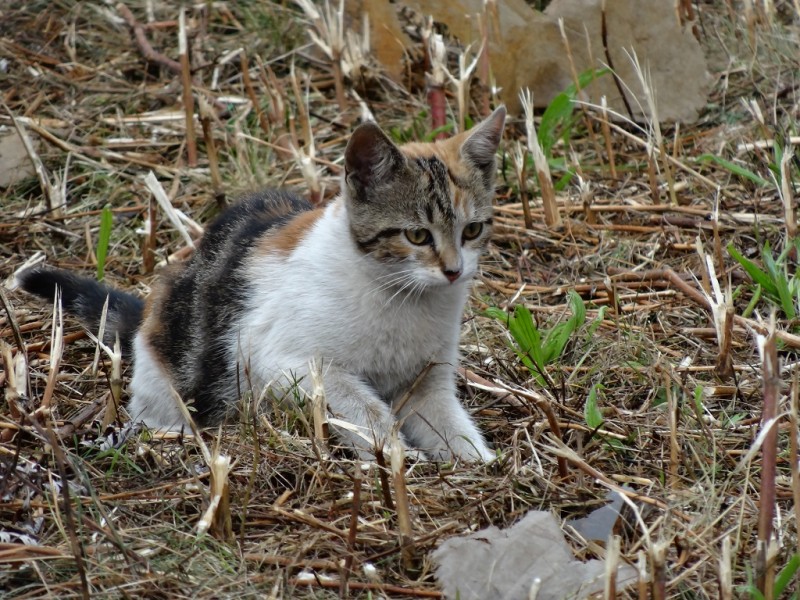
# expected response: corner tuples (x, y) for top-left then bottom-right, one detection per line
(344, 122), (406, 195)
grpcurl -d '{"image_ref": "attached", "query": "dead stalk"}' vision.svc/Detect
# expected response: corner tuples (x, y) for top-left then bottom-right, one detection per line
(343, 463), (362, 585)
(197, 440), (233, 542)
(558, 18), (601, 159)
(637, 550), (648, 600)
(424, 25), (448, 139)
(779, 145), (796, 240)
(599, 97), (617, 179)
(719, 536), (733, 600)
(178, 9), (197, 167)
(604, 534), (620, 599)
(520, 89), (561, 227)
(40, 288), (64, 416)
(510, 141), (533, 229)
(755, 320), (779, 593)
(141, 197), (157, 274)
(374, 450), (395, 510)
(666, 375), (679, 489)
(791, 369), (800, 566)
(198, 97), (225, 207)
(100, 337), (123, 430)
(444, 45), (481, 134)
(475, 12), (491, 117)
(117, 3), (182, 74)
(294, 0), (347, 111)
(390, 433), (414, 570)
(240, 52), (271, 137)
(651, 540), (667, 600)
(309, 358), (329, 455)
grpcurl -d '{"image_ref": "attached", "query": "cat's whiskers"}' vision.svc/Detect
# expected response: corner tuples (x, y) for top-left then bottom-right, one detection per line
(383, 274), (421, 308)
(369, 269), (418, 296)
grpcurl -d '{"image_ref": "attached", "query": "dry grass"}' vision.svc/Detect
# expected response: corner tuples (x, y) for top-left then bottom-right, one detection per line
(1, 1), (799, 598)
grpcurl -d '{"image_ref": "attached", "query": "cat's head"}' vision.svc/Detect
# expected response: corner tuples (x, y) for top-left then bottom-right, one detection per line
(343, 106), (506, 288)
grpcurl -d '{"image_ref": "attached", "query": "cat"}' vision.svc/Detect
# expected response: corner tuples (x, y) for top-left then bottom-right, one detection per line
(19, 106), (506, 462)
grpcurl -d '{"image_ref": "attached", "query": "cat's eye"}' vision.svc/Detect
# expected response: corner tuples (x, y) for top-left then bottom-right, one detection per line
(405, 228), (432, 245)
(462, 222), (484, 241)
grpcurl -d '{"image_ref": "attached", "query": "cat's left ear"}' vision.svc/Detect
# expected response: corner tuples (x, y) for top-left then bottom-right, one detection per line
(460, 105), (506, 185)
(344, 122), (407, 194)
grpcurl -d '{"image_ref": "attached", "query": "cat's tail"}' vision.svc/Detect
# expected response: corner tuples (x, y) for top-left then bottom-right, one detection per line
(18, 268), (144, 357)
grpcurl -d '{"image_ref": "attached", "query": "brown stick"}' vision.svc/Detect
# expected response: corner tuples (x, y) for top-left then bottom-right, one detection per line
(715, 307), (735, 379)
(606, 267), (800, 349)
(240, 52), (270, 137)
(178, 10), (197, 167)
(599, 98), (617, 179)
(198, 97), (225, 207)
(756, 327), (779, 593)
(342, 465), (362, 591)
(391, 440), (415, 571)
(790, 370), (800, 567)
(116, 4), (182, 74)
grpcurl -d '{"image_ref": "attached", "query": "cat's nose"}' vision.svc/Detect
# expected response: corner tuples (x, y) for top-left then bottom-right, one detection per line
(443, 269), (462, 282)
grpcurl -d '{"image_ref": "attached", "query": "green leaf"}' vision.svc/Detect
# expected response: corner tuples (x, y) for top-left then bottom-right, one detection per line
(542, 291), (585, 364)
(564, 67), (611, 97)
(742, 284), (762, 318)
(585, 383), (604, 430)
(423, 123), (454, 142)
(485, 306), (543, 377)
(587, 306), (607, 336)
(774, 554), (800, 598)
(727, 243), (778, 297)
(508, 305), (544, 373)
(762, 244), (796, 319)
(538, 92), (573, 157)
(96, 204), (114, 282)
(693, 385), (705, 415)
(698, 154), (771, 187)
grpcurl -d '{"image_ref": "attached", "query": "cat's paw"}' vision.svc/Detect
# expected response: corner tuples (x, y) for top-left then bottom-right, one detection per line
(429, 439), (497, 463)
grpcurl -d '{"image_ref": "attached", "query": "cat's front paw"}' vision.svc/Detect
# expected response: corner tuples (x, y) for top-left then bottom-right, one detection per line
(430, 438), (496, 463)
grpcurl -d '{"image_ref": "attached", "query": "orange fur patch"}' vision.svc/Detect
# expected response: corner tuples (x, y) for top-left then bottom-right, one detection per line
(255, 208), (324, 255)
(139, 271), (177, 340)
(402, 137), (473, 216)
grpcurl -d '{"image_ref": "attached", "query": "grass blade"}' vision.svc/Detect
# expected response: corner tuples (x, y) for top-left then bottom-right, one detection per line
(698, 154), (771, 187)
(96, 204), (113, 282)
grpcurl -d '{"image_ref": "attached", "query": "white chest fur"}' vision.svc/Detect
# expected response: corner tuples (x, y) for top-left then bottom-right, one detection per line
(237, 199), (470, 394)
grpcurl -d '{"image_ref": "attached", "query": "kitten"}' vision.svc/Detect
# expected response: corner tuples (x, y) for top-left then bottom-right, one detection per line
(19, 106), (506, 462)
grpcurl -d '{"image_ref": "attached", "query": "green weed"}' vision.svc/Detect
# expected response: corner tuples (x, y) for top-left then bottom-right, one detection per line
(739, 554), (800, 600)
(535, 67), (609, 190)
(95, 204), (113, 282)
(389, 110), (454, 144)
(485, 290), (602, 387)
(728, 239), (800, 322)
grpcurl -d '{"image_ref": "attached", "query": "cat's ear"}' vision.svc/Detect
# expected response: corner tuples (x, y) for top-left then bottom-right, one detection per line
(345, 122), (406, 193)
(460, 105), (506, 184)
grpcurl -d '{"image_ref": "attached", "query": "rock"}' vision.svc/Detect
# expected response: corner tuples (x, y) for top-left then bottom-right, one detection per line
(433, 510), (638, 600)
(352, 0), (709, 123)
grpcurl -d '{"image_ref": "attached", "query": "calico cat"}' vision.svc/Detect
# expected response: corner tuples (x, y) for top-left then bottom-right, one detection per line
(19, 106), (506, 462)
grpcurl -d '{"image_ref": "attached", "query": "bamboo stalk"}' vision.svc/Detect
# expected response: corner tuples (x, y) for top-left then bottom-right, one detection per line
(391, 433), (414, 570)
(178, 9), (197, 167)
(520, 89), (561, 227)
(755, 322), (779, 593)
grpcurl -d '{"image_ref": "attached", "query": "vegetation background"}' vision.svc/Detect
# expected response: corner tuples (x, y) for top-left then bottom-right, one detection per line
(1, 0), (799, 598)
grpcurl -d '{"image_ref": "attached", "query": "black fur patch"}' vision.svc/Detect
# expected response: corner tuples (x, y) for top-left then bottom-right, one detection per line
(355, 227), (402, 254)
(18, 268), (144, 357)
(148, 190), (313, 424)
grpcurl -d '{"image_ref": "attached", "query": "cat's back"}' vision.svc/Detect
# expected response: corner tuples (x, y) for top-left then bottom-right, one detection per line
(197, 190), (314, 264)
(140, 190), (319, 413)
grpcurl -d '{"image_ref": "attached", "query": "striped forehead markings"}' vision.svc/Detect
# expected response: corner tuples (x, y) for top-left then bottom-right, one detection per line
(414, 156), (456, 220)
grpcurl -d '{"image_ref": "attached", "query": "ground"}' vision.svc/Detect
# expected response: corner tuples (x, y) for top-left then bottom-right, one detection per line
(1, 1), (799, 598)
